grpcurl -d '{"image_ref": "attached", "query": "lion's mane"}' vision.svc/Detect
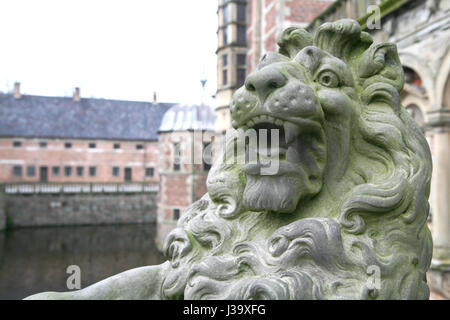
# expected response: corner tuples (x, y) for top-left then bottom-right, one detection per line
(160, 20), (432, 300)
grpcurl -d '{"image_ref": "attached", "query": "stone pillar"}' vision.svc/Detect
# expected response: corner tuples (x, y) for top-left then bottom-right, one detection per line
(427, 108), (450, 298)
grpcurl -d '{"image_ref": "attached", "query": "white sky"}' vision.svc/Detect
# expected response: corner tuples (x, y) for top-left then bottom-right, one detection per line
(0, 0), (218, 105)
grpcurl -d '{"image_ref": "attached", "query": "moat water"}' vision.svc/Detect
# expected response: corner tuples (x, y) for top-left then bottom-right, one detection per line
(0, 224), (165, 299)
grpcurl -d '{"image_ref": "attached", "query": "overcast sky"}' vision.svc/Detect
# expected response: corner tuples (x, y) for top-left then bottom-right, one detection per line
(0, 0), (218, 105)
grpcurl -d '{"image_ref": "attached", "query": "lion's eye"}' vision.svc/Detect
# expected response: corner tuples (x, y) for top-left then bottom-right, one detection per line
(317, 71), (339, 88)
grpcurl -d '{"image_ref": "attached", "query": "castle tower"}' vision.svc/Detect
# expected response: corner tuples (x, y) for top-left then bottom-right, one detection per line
(214, 0), (333, 155)
(215, 0), (249, 139)
(155, 103), (216, 249)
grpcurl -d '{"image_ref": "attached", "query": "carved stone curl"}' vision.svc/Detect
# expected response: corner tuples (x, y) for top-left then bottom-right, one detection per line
(26, 19), (433, 300)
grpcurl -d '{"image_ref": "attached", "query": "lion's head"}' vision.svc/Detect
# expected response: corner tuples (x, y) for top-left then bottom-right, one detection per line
(161, 20), (433, 300)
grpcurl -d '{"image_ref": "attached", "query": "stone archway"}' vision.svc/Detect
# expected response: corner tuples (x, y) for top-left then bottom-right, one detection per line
(427, 51), (450, 299)
(399, 52), (435, 109)
(401, 63), (430, 129)
(443, 76), (450, 110)
(435, 49), (450, 109)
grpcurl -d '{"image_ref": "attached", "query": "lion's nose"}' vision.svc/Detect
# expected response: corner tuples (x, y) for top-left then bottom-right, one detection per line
(245, 68), (287, 102)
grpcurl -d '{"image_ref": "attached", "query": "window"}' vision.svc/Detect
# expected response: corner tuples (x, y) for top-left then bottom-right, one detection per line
(13, 141), (22, 147)
(76, 166), (84, 177)
(136, 144), (144, 150)
(223, 5), (229, 24)
(203, 143), (212, 171)
(173, 209), (180, 220)
(237, 54), (246, 87)
(52, 166), (60, 176)
(237, 54), (246, 66)
(173, 143), (181, 171)
(40, 141), (47, 148)
(65, 142), (72, 149)
(112, 166), (120, 177)
(237, 3), (247, 23)
(40, 166), (48, 182)
(13, 166), (22, 177)
(124, 167), (132, 182)
(89, 143), (96, 149)
(113, 143), (120, 149)
(237, 68), (246, 87)
(223, 69), (228, 86)
(222, 54), (228, 87)
(89, 166), (97, 177)
(237, 25), (246, 45)
(64, 166), (72, 177)
(223, 27), (228, 45)
(146, 167), (154, 177)
(27, 166), (36, 177)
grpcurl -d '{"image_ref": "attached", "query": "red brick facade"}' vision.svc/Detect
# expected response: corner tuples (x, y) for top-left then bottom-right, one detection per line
(0, 137), (159, 183)
(285, 0), (334, 23)
(246, 0), (334, 74)
(155, 130), (213, 248)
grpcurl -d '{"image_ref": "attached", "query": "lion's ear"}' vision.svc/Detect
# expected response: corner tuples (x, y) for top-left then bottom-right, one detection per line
(278, 27), (313, 59)
(358, 43), (404, 92)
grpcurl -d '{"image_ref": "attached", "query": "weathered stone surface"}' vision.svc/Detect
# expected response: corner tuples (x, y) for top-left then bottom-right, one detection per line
(26, 19), (433, 300)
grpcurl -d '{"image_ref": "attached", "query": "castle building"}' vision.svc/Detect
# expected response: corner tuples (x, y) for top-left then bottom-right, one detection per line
(0, 84), (174, 185)
(0, 83), (216, 239)
(156, 103), (216, 248)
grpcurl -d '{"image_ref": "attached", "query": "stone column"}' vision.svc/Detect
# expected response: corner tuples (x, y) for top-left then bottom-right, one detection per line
(427, 108), (450, 298)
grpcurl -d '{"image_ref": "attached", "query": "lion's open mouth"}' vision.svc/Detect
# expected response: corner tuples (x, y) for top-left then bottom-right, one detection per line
(239, 114), (307, 176)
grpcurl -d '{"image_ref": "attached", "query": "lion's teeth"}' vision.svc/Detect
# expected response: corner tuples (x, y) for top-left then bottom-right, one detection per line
(283, 121), (300, 145)
(260, 115), (268, 121)
(275, 119), (283, 126)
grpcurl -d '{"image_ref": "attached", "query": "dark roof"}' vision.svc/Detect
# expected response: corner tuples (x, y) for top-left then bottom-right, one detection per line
(0, 93), (176, 141)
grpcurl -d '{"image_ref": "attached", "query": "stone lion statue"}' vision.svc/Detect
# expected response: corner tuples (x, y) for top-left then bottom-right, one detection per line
(26, 19), (433, 300)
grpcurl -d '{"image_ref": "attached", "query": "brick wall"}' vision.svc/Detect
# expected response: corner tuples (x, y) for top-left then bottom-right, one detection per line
(156, 130), (211, 248)
(264, 2), (278, 34)
(246, 0), (334, 74)
(0, 138), (159, 183)
(285, 0), (334, 23)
